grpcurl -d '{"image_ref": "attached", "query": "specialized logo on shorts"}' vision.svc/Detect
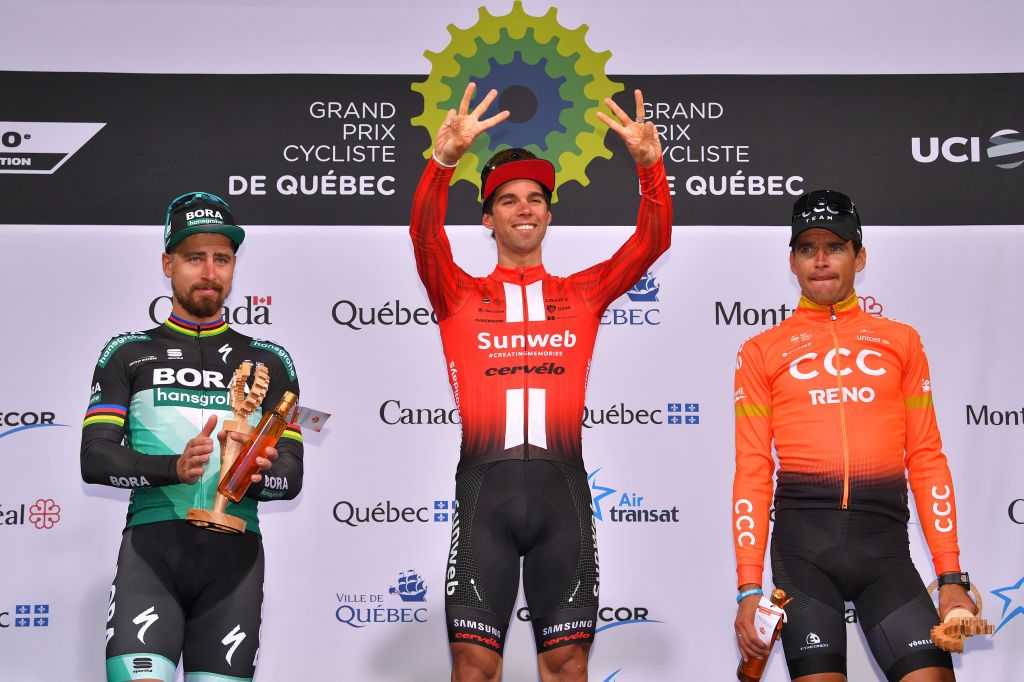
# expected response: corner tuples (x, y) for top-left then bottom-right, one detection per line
(222, 625), (247, 665)
(133, 606), (159, 644)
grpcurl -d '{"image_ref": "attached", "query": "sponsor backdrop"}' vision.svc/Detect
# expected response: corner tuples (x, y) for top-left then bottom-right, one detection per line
(1, 1), (1022, 681)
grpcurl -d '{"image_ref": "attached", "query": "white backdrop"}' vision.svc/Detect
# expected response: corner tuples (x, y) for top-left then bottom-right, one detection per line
(0, 223), (1021, 681)
(2, 0), (1024, 680)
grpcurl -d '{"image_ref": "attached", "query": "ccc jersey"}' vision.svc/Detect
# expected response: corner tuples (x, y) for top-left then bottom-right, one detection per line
(81, 315), (303, 533)
(411, 157), (672, 469)
(732, 292), (960, 587)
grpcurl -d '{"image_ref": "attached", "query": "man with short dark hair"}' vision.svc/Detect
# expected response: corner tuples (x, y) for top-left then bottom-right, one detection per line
(732, 190), (977, 682)
(410, 83), (672, 681)
(82, 192), (304, 682)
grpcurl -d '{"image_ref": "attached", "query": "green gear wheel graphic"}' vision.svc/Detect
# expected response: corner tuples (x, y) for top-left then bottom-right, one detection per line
(411, 1), (623, 202)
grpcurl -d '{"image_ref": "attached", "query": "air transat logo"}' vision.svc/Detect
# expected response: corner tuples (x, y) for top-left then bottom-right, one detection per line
(991, 575), (1024, 634)
(411, 1), (623, 201)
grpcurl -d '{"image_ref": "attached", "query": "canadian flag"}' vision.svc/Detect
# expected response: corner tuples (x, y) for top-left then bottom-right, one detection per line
(251, 296), (273, 305)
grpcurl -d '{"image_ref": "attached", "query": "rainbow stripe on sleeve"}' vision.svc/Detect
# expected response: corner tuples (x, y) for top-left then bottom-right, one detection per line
(281, 423), (303, 444)
(84, 404), (127, 428)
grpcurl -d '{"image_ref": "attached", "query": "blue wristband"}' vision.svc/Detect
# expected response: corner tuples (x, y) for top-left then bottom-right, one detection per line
(737, 588), (763, 604)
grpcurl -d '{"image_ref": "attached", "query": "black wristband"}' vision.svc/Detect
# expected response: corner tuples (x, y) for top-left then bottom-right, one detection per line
(937, 571), (970, 591)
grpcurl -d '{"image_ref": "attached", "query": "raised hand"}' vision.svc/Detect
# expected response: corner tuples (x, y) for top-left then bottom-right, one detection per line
(433, 82), (510, 166)
(596, 88), (662, 168)
(177, 414), (217, 484)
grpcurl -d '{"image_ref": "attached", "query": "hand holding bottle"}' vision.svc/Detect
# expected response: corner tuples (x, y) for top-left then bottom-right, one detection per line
(735, 584), (771, 662)
(218, 429), (278, 484)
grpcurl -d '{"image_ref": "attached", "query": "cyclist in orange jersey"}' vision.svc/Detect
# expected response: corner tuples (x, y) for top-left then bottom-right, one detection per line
(732, 191), (976, 682)
(411, 83), (670, 682)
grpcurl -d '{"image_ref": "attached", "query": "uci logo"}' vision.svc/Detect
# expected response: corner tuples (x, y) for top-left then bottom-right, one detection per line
(789, 348), (886, 381)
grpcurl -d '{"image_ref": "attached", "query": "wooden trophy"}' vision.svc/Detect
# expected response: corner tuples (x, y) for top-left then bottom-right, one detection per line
(928, 580), (995, 653)
(186, 361), (270, 534)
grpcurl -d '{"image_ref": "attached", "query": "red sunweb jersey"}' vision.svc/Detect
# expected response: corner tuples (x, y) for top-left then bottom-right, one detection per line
(732, 292), (961, 587)
(411, 157), (672, 469)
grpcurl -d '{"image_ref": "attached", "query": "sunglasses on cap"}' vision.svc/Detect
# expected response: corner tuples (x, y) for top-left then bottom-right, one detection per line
(792, 190), (859, 222)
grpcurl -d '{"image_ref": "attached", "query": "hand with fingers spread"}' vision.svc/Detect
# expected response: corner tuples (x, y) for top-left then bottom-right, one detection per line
(734, 588), (771, 663)
(596, 88), (662, 168)
(219, 429), (280, 486)
(433, 82), (511, 167)
(177, 415), (218, 484)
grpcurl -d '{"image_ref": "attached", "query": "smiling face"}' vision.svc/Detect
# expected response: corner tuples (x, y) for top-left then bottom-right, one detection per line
(482, 178), (552, 268)
(161, 232), (236, 322)
(789, 228), (866, 305)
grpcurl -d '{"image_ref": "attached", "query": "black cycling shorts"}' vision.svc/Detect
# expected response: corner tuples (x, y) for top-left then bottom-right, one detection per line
(104, 521), (264, 682)
(770, 508), (952, 682)
(445, 459), (599, 655)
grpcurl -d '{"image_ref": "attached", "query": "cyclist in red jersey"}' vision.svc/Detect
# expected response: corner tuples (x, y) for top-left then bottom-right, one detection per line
(732, 191), (977, 682)
(411, 83), (671, 682)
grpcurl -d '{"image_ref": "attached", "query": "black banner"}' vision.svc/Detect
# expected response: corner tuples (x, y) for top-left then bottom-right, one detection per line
(1, 71), (1021, 226)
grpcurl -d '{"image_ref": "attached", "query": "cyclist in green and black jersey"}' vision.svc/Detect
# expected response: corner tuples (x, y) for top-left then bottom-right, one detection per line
(81, 192), (303, 682)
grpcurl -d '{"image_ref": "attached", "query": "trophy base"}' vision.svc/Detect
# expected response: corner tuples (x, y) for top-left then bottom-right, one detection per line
(186, 508), (246, 534)
(931, 611), (994, 653)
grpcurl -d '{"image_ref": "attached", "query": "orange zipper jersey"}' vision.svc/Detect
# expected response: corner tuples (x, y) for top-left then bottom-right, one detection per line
(829, 304), (851, 509)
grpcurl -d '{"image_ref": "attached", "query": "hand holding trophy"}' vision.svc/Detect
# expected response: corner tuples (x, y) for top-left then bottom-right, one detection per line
(186, 360), (272, 534)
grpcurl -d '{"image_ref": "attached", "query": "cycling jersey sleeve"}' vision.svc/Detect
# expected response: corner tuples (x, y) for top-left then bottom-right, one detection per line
(80, 339), (179, 488)
(902, 331), (961, 577)
(410, 157), (479, 321)
(568, 159), (672, 314)
(732, 337), (775, 588)
(245, 353), (303, 502)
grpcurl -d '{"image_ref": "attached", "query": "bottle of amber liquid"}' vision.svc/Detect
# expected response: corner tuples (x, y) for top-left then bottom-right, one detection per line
(218, 391), (297, 503)
(737, 588), (787, 682)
